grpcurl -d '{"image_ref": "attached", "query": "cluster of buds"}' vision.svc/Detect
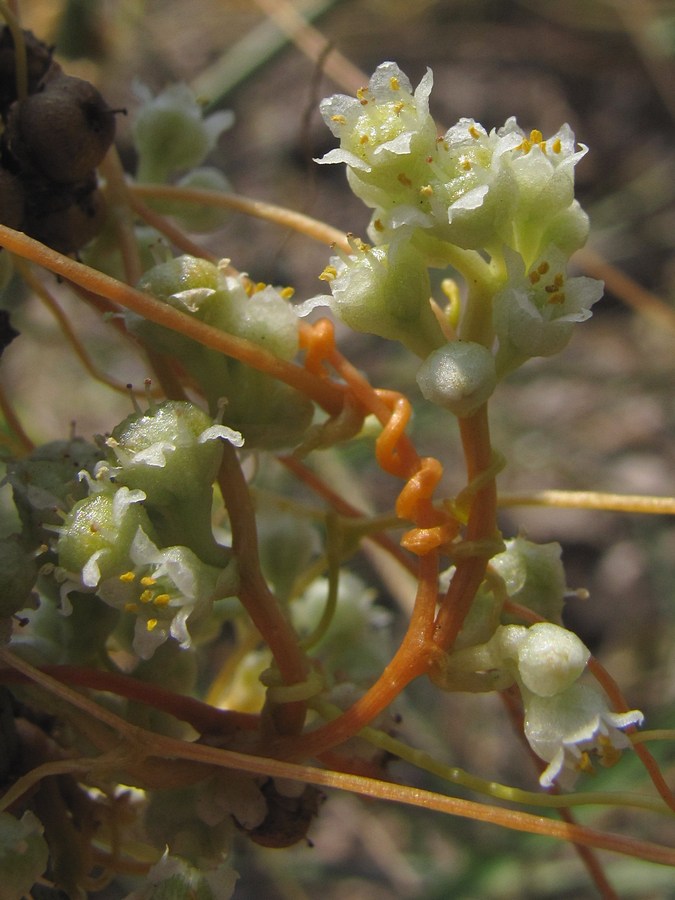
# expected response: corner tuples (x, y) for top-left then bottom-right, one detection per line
(311, 61), (604, 412)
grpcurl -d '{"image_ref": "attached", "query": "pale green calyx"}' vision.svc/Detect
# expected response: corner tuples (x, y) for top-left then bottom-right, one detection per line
(493, 247), (603, 373)
(416, 341), (497, 417)
(301, 235), (443, 357)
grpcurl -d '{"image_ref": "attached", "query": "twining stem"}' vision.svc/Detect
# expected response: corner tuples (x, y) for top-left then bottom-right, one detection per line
(217, 441), (310, 736)
(434, 403), (499, 650)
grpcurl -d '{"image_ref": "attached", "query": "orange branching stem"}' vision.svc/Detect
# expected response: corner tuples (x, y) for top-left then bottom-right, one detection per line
(217, 440), (310, 737)
(434, 404), (499, 651)
(0, 225), (346, 414)
(274, 550), (440, 760)
(5, 645), (675, 868)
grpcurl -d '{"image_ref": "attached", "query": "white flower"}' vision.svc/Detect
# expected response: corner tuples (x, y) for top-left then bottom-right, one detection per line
(123, 849), (238, 900)
(317, 61), (436, 174)
(97, 527), (238, 659)
(523, 681), (644, 789)
(493, 246), (603, 369)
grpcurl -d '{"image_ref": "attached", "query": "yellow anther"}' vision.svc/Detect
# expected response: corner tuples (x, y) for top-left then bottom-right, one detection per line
(468, 124), (480, 139)
(547, 291), (566, 305)
(331, 114), (347, 125)
(119, 571), (136, 583)
(529, 271), (541, 285)
(280, 286), (295, 300)
(577, 752), (595, 775)
(255, 282), (266, 293)
(140, 589), (154, 604)
(389, 76), (400, 91)
(373, 218), (385, 232)
(356, 87), (368, 101)
(530, 129), (544, 145)
(460, 157), (472, 171)
(419, 184), (434, 196)
(553, 273), (564, 288)
(359, 133), (369, 145)
(124, 602), (139, 613)
(552, 137), (562, 153)
(393, 101), (404, 114)
(319, 265), (338, 282)
(146, 618), (159, 632)
(537, 261), (550, 275)
(140, 576), (156, 587)
(153, 593), (171, 607)
(397, 172), (413, 187)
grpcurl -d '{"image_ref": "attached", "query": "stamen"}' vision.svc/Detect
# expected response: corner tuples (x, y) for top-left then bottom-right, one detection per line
(153, 593), (171, 607)
(389, 76), (400, 91)
(552, 137), (562, 153)
(330, 114), (347, 125)
(280, 286), (295, 300)
(140, 576), (156, 586)
(319, 265), (338, 282)
(146, 618), (158, 632)
(468, 124), (480, 139)
(373, 218), (385, 232)
(119, 571), (136, 583)
(124, 602), (139, 613)
(359, 134), (369, 145)
(397, 173), (413, 187)
(393, 101), (404, 114)
(419, 184), (433, 196)
(139, 589), (154, 604)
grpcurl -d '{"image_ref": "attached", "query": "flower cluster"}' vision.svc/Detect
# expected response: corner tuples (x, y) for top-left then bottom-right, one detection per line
(53, 401), (241, 659)
(441, 620), (643, 788)
(313, 61), (604, 389)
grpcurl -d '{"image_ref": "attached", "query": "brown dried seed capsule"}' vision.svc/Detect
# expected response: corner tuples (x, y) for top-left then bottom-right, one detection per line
(23, 178), (106, 254)
(7, 74), (116, 183)
(0, 26), (58, 118)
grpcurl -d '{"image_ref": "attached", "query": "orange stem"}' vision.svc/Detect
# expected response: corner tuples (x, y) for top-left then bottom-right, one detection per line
(434, 404), (498, 650)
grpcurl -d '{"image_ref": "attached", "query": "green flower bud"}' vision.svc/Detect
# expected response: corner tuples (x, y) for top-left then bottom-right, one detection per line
(491, 536), (567, 622)
(513, 622), (589, 697)
(416, 340), (497, 417)
(304, 237), (443, 357)
(134, 257), (313, 448)
(107, 400), (243, 508)
(133, 83), (233, 183)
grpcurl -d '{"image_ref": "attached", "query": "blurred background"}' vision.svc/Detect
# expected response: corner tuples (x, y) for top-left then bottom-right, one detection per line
(5, 1), (675, 897)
